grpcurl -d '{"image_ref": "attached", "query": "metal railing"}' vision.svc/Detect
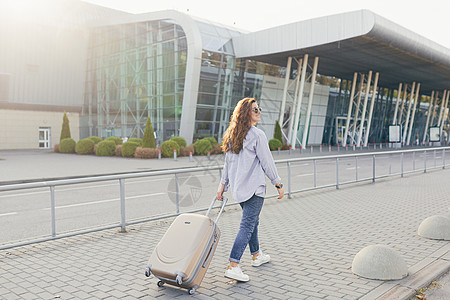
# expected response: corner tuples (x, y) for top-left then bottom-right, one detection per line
(0, 146), (449, 250)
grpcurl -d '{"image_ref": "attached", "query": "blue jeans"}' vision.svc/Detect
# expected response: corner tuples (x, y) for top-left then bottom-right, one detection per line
(229, 194), (264, 263)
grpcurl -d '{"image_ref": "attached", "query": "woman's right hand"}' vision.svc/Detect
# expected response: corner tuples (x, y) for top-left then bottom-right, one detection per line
(216, 184), (225, 201)
(277, 188), (284, 199)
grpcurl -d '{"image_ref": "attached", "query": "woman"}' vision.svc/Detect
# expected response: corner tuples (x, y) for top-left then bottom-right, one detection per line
(216, 97), (284, 282)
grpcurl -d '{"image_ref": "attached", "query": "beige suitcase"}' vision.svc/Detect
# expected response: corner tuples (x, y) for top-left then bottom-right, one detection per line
(145, 197), (227, 295)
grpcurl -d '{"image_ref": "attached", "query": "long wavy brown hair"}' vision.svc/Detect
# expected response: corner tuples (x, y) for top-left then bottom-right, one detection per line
(221, 98), (257, 154)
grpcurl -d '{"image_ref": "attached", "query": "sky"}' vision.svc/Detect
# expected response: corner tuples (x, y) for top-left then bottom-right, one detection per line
(83, 0), (450, 49)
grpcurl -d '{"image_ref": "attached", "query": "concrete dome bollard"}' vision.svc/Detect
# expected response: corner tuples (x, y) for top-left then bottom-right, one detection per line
(352, 245), (408, 280)
(417, 215), (450, 240)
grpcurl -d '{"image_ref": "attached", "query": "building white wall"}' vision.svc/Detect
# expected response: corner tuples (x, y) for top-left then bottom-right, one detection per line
(0, 109), (79, 150)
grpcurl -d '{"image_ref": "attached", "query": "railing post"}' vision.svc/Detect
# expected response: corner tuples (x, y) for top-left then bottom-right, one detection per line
(287, 162), (292, 199)
(372, 155), (376, 183)
(119, 179), (126, 233)
(50, 186), (56, 237)
(175, 174), (180, 213)
(424, 150), (427, 173)
(313, 159), (317, 188)
(336, 158), (339, 189)
(401, 152), (404, 177)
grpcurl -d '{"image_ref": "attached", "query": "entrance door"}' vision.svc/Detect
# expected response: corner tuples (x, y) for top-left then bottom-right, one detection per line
(39, 127), (51, 149)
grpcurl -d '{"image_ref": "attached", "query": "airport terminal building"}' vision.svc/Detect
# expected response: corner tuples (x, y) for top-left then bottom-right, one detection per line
(1, 0), (449, 149)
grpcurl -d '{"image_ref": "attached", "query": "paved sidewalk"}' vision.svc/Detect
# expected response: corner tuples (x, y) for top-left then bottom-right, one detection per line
(0, 150), (449, 299)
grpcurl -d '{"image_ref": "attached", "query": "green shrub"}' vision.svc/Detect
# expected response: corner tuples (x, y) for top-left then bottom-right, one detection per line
(88, 136), (102, 144)
(115, 145), (122, 156)
(59, 138), (76, 153)
(105, 136), (123, 145)
(204, 137), (218, 145)
(269, 138), (283, 151)
(143, 117), (156, 148)
(170, 137), (187, 148)
(194, 139), (213, 155)
(128, 138), (142, 146)
(75, 138), (95, 155)
(160, 140), (180, 158)
(122, 142), (139, 158)
(274, 121), (283, 144)
(96, 140), (116, 156)
(60, 111), (71, 142)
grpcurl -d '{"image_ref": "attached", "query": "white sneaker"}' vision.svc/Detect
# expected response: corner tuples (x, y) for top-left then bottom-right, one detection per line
(224, 265), (250, 282)
(252, 251), (271, 267)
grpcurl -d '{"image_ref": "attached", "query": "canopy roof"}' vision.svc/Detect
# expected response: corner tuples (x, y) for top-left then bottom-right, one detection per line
(232, 10), (450, 94)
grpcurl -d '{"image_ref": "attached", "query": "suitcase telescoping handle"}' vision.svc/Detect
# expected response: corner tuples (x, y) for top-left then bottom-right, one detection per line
(206, 196), (228, 223)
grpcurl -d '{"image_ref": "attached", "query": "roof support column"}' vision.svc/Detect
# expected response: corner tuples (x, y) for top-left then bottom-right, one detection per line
(437, 90), (447, 127)
(406, 83), (421, 145)
(363, 72), (379, 147)
(398, 84), (408, 124)
(356, 70), (372, 147)
(402, 82), (416, 144)
(351, 74), (365, 143)
(430, 92), (439, 127)
(392, 83), (403, 125)
(287, 58), (302, 145)
(439, 90), (449, 128)
(279, 57), (292, 129)
(290, 54), (308, 150)
(344, 72), (358, 146)
(423, 91), (435, 143)
(301, 57), (319, 147)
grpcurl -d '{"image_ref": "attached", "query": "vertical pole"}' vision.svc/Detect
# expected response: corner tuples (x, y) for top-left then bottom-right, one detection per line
(357, 71), (372, 147)
(424, 150), (427, 173)
(301, 57), (319, 148)
(437, 90), (447, 127)
(423, 91), (435, 143)
(364, 72), (379, 147)
(287, 59), (302, 143)
(355, 156), (358, 181)
(372, 155), (376, 183)
(401, 152), (404, 177)
(279, 57), (292, 127)
(291, 54), (308, 150)
(336, 158), (339, 189)
(119, 179), (126, 233)
(287, 162), (291, 199)
(392, 83), (403, 124)
(398, 84), (408, 124)
(430, 91), (439, 128)
(50, 186), (56, 237)
(344, 72), (358, 146)
(407, 83), (421, 145)
(175, 174), (180, 214)
(403, 82), (416, 144)
(351, 74), (365, 142)
(440, 91), (450, 128)
(313, 160), (317, 188)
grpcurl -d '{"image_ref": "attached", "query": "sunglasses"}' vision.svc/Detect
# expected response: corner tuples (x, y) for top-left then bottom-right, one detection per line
(252, 107), (262, 113)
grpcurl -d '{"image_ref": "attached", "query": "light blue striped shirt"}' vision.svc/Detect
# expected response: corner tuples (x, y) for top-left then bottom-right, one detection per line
(220, 126), (281, 203)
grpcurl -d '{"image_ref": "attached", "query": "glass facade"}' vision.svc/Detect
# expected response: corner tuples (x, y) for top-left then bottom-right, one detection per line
(83, 20), (187, 144)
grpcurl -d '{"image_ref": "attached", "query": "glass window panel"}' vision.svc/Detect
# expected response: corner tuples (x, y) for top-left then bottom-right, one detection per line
(199, 79), (219, 94)
(198, 93), (217, 105)
(196, 22), (218, 35)
(196, 107), (215, 121)
(163, 108), (176, 120)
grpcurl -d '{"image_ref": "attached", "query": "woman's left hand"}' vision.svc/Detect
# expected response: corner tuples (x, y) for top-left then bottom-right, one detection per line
(277, 188), (284, 199)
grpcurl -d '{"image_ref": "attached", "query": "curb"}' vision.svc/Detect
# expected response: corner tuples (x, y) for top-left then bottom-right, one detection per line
(361, 244), (450, 299)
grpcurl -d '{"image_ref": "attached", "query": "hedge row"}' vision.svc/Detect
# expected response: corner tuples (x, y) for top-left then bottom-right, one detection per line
(55, 136), (222, 158)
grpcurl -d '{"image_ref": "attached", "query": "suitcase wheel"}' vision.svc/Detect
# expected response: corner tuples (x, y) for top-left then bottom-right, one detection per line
(145, 266), (151, 277)
(157, 280), (165, 287)
(176, 275), (183, 286)
(188, 287), (196, 295)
